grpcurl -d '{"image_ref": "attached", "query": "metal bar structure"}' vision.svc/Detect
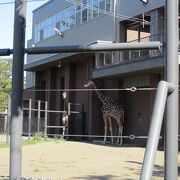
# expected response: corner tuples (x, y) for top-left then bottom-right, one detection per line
(9, 0), (26, 179)
(25, 42), (162, 54)
(46, 126), (66, 137)
(6, 95), (11, 144)
(165, 0), (179, 179)
(28, 99), (32, 140)
(68, 103), (71, 116)
(0, 42), (162, 57)
(37, 100), (41, 133)
(140, 81), (175, 180)
(44, 101), (48, 136)
(0, 49), (12, 56)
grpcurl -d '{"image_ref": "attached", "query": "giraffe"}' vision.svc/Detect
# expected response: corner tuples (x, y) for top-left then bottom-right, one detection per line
(61, 91), (69, 137)
(84, 80), (124, 145)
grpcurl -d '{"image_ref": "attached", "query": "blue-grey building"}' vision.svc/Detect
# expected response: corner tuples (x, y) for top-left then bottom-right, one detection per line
(24, 0), (178, 145)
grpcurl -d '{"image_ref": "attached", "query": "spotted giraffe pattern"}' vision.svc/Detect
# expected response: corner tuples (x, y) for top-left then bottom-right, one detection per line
(84, 81), (124, 145)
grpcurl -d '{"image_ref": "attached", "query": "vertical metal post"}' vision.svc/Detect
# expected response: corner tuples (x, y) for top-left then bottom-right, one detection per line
(68, 103), (71, 116)
(4, 109), (8, 133)
(44, 101), (48, 136)
(28, 99), (32, 140)
(37, 100), (41, 133)
(165, 0), (179, 179)
(10, 0), (26, 179)
(6, 95), (11, 144)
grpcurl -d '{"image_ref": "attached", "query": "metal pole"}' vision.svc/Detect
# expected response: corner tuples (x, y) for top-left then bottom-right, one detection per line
(140, 81), (174, 180)
(0, 49), (12, 56)
(10, 0), (26, 179)
(68, 103), (71, 116)
(26, 42), (162, 54)
(37, 100), (41, 133)
(44, 101), (48, 136)
(165, 0), (179, 179)
(4, 109), (8, 133)
(6, 95), (11, 144)
(28, 99), (32, 140)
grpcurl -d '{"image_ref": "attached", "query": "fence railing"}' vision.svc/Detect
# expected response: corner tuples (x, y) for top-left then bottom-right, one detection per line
(120, 33), (164, 62)
(95, 32), (164, 68)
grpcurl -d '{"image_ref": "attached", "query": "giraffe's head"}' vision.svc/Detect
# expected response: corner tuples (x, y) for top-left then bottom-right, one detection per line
(84, 80), (94, 88)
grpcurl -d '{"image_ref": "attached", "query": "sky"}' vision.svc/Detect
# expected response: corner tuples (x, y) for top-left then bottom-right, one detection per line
(0, 0), (49, 49)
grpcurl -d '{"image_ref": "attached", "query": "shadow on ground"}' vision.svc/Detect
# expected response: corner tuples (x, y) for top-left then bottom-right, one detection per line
(63, 140), (140, 149)
(125, 161), (180, 178)
(0, 176), (9, 180)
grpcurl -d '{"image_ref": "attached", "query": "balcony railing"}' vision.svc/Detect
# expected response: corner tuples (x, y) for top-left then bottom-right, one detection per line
(95, 33), (164, 69)
(120, 33), (164, 62)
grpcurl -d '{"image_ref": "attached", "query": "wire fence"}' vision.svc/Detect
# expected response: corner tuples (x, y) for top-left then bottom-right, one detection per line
(1, 86), (180, 145)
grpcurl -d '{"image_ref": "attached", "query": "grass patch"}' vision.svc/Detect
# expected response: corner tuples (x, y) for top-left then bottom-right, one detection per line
(0, 143), (9, 148)
(0, 134), (65, 149)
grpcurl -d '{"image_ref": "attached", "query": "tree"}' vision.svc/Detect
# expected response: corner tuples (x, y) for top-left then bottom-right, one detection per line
(0, 58), (12, 112)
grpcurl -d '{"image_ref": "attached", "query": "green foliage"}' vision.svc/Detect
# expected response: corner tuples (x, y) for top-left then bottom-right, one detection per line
(33, 132), (48, 141)
(0, 58), (12, 112)
(0, 143), (9, 148)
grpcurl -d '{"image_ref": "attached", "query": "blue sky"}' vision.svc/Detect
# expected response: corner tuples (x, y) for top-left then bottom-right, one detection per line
(0, 0), (48, 49)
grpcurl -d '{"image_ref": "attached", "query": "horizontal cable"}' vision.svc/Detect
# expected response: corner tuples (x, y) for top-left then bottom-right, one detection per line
(66, 0), (148, 23)
(44, 134), (163, 140)
(23, 87), (157, 92)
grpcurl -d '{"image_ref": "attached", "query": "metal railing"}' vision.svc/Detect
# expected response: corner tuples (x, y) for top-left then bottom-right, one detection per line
(95, 33), (164, 69)
(120, 33), (164, 62)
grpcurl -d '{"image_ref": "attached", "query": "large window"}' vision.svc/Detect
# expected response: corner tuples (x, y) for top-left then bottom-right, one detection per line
(35, 0), (114, 42)
(96, 52), (113, 68)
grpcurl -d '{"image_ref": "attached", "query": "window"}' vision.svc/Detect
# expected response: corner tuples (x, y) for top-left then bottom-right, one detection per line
(99, 0), (105, 16)
(93, 0), (98, 18)
(35, 0), (114, 42)
(96, 52), (113, 67)
(106, 0), (111, 11)
(82, 8), (88, 22)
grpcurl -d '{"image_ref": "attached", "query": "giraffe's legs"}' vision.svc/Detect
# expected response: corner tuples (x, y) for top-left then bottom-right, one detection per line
(108, 117), (113, 144)
(117, 122), (123, 145)
(103, 114), (108, 144)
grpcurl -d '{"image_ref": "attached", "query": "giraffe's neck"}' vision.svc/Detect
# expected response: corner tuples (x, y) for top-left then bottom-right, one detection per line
(91, 83), (107, 103)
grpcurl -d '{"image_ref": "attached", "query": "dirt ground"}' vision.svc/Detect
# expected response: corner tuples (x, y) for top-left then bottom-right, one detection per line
(0, 141), (180, 180)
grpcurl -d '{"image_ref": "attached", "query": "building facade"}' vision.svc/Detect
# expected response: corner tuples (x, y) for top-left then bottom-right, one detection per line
(25, 0), (179, 146)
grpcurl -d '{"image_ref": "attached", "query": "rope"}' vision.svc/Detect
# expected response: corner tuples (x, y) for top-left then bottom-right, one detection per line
(24, 87), (157, 92)
(45, 134), (163, 140)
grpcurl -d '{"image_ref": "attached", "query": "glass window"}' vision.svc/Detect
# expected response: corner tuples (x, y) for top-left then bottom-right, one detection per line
(93, 0), (98, 18)
(82, 0), (88, 6)
(104, 52), (112, 64)
(76, 12), (81, 25)
(40, 30), (43, 41)
(35, 0), (115, 42)
(110, 0), (114, 12)
(87, 0), (93, 20)
(76, 0), (81, 11)
(82, 8), (88, 22)
(69, 5), (76, 28)
(99, 53), (105, 66)
(106, 0), (111, 12)
(51, 14), (57, 24)
(96, 52), (113, 67)
(99, 0), (105, 16)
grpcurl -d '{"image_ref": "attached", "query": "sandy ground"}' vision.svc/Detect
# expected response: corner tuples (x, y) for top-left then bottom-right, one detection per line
(0, 141), (179, 180)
